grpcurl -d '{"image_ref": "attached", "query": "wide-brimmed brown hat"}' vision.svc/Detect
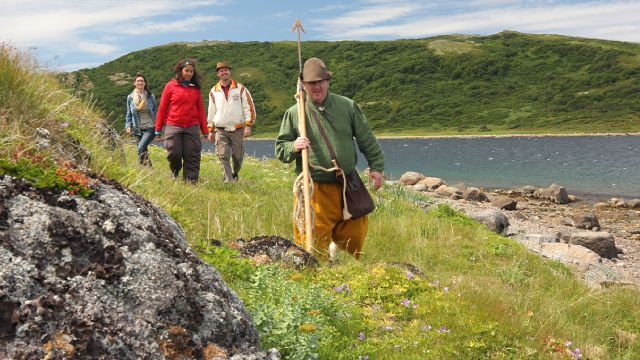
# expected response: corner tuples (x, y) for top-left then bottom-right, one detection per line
(302, 57), (332, 82)
(216, 61), (231, 71)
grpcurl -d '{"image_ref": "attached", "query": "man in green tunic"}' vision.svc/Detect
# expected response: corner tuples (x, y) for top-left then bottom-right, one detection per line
(276, 57), (385, 259)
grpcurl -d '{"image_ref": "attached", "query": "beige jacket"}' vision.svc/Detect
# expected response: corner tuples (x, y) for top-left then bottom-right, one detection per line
(207, 79), (256, 131)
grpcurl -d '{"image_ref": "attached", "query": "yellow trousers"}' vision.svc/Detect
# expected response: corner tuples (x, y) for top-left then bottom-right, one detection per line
(294, 181), (368, 259)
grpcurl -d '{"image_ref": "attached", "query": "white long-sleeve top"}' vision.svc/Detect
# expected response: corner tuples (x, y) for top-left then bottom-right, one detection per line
(207, 79), (256, 131)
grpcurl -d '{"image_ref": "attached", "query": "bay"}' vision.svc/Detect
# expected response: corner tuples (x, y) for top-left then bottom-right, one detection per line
(201, 136), (640, 199)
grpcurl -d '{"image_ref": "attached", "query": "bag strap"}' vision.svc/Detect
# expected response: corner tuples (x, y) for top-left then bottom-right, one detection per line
(308, 108), (340, 169)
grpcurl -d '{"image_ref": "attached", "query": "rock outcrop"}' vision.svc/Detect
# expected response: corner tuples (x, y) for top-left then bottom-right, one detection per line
(0, 175), (279, 359)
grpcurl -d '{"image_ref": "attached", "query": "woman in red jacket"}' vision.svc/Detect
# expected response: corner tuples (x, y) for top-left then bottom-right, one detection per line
(155, 58), (209, 182)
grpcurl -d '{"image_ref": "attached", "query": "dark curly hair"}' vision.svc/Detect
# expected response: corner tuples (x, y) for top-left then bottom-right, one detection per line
(174, 58), (202, 88)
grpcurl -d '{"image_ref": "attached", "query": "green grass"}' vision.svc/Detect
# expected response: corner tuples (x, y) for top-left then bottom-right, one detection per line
(3, 42), (640, 359)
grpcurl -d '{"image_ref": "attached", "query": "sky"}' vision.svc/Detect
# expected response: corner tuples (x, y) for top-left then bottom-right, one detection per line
(1, 0), (639, 71)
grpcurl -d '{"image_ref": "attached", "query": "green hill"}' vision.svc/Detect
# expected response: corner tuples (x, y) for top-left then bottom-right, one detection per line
(66, 31), (640, 135)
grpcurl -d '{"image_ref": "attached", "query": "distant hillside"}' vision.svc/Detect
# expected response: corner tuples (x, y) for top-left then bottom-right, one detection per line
(65, 31), (640, 135)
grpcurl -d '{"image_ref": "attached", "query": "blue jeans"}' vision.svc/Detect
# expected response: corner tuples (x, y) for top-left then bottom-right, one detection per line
(137, 127), (155, 161)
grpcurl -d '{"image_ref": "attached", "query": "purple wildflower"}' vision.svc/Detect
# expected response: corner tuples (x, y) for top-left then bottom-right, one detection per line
(406, 271), (415, 280)
(437, 326), (450, 333)
(443, 287), (449, 295)
(333, 283), (350, 293)
(400, 298), (411, 307)
(565, 340), (573, 347)
(358, 332), (365, 341)
(384, 325), (393, 331)
(412, 303), (418, 309)
(571, 348), (582, 359)
(59, 122), (69, 129)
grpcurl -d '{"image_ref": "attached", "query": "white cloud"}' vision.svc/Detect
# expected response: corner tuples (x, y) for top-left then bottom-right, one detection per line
(117, 15), (224, 35)
(314, 3), (422, 28)
(0, 0), (222, 46)
(54, 62), (104, 72)
(76, 42), (118, 56)
(316, 1), (640, 43)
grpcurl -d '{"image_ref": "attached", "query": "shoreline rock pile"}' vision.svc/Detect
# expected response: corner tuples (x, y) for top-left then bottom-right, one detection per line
(396, 171), (640, 289)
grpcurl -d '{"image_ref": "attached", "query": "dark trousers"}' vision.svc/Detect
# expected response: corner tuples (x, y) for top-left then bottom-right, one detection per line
(163, 124), (202, 182)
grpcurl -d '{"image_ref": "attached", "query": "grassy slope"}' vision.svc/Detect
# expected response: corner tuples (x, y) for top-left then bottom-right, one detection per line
(3, 44), (640, 359)
(67, 31), (640, 136)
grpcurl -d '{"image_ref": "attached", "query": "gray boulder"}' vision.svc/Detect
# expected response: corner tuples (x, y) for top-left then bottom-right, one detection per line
(0, 175), (278, 360)
(469, 210), (509, 234)
(567, 231), (618, 259)
(539, 243), (601, 271)
(533, 183), (569, 204)
(571, 212), (600, 230)
(539, 243), (632, 289)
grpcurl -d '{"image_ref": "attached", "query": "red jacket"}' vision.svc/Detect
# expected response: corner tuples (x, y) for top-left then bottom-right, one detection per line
(155, 79), (208, 135)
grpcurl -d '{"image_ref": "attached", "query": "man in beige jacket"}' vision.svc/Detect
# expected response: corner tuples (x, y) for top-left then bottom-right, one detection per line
(207, 61), (256, 182)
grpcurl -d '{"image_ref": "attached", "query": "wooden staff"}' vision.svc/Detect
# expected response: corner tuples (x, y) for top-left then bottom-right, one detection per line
(291, 19), (313, 252)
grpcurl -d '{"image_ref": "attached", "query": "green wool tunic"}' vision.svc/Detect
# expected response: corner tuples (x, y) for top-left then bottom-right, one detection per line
(275, 92), (385, 183)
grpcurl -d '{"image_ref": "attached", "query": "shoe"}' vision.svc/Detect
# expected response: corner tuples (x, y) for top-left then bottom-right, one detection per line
(139, 151), (152, 167)
(232, 172), (238, 181)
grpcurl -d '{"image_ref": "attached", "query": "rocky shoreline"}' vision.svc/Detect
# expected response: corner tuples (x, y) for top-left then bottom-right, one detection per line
(395, 171), (640, 289)
(376, 132), (640, 139)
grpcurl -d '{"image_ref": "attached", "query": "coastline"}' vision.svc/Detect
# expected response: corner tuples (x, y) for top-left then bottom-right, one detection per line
(250, 132), (640, 141)
(375, 132), (640, 139)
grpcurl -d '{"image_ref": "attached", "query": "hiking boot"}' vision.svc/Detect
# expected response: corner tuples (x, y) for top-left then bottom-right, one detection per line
(232, 172), (238, 181)
(140, 152), (152, 167)
(138, 151), (152, 167)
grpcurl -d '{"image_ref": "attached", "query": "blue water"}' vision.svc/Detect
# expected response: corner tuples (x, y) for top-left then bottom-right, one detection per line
(203, 136), (640, 199)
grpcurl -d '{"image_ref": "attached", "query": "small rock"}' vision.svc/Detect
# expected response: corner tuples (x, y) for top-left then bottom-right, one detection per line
(511, 211), (527, 220)
(533, 183), (569, 204)
(463, 187), (488, 202)
(517, 185), (538, 195)
(609, 198), (625, 207)
(469, 210), (509, 234)
(412, 183), (428, 192)
(492, 196), (517, 211)
(513, 233), (559, 253)
(627, 199), (640, 209)
(399, 171), (425, 185)
(416, 177), (444, 190)
(571, 212), (600, 230)
(435, 185), (462, 197)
